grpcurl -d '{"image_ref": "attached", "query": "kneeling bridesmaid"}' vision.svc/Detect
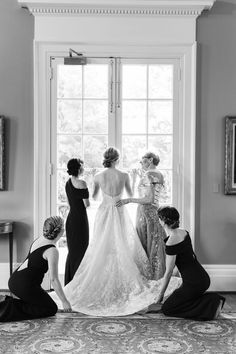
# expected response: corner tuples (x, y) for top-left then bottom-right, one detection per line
(0, 216), (71, 322)
(155, 206), (225, 321)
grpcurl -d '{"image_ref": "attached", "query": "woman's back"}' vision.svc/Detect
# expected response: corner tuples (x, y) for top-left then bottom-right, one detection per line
(96, 168), (129, 197)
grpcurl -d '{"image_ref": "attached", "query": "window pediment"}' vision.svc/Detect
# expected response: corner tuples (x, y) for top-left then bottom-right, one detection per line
(19, 0), (215, 17)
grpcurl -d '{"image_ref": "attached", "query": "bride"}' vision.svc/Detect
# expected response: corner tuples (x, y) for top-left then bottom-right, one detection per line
(50, 147), (180, 316)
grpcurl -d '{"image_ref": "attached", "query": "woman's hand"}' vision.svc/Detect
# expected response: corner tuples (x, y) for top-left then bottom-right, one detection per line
(62, 299), (72, 312)
(155, 294), (164, 304)
(116, 199), (130, 207)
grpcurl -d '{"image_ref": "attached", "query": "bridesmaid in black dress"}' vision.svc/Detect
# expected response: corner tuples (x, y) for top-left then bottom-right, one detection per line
(0, 216), (71, 322)
(153, 206), (225, 321)
(64, 158), (90, 285)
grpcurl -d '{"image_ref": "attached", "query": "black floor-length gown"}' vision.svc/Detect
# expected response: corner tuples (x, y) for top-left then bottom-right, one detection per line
(64, 179), (89, 285)
(162, 233), (225, 321)
(0, 245), (58, 322)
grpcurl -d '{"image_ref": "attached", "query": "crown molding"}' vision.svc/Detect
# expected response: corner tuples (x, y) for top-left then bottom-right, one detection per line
(18, 0), (216, 17)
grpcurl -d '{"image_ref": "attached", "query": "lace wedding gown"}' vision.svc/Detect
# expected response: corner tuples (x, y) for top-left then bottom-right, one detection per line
(50, 192), (180, 316)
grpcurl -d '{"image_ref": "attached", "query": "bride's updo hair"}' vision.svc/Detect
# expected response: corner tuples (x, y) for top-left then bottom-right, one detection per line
(158, 206), (180, 229)
(43, 216), (64, 240)
(103, 147), (119, 168)
(67, 158), (83, 177)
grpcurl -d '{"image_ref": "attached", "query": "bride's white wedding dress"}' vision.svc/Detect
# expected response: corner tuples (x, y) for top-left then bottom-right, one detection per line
(50, 192), (180, 316)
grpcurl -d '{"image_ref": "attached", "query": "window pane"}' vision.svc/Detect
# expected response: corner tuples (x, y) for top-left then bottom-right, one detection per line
(84, 135), (108, 168)
(57, 100), (82, 134)
(122, 136), (146, 168)
(57, 204), (69, 221)
(122, 101), (146, 134)
(160, 170), (172, 204)
(84, 65), (108, 99)
(149, 65), (173, 99)
(122, 65), (147, 99)
(148, 135), (172, 169)
(57, 135), (82, 169)
(83, 100), (108, 134)
(148, 101), (173, 134)
(57, 170), (68, 204)
(57, 65), (82, 98)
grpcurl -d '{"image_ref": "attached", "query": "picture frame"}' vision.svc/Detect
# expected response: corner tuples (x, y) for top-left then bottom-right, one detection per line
(0, 116), (5, 191)
(225, 116), (236, 194)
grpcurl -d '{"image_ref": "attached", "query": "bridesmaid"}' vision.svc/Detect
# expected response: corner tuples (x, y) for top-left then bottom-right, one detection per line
(154, 206), (225, 320)
(0, 216), (71, 322)
(116, 152), (166, 280)
(64, 158), (90, 285)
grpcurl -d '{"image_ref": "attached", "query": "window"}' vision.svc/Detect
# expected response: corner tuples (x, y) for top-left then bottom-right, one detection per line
(50, 56), (180, 277)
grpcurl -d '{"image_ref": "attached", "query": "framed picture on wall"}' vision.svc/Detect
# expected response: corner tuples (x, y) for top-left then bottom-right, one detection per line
(0, 116), (5, 191)
(225, 116), (236, 194)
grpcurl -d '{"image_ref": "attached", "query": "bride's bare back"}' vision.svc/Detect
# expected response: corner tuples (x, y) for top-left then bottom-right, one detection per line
(93, 167), (132, 198)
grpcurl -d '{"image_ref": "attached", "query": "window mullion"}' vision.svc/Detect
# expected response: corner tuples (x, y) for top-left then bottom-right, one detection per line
(108, 58), (116, 147)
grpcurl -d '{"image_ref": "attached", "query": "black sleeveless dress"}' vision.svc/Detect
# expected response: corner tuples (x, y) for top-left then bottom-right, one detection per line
(162, 233), (225, 320)
(0, 245), (58, 322)
(64, 179), (89, 285)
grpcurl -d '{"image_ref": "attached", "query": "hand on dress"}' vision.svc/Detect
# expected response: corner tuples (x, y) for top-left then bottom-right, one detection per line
(155, 294), (164, 304)
(116, 199), (130, 207)
(62, 299), (72, 312)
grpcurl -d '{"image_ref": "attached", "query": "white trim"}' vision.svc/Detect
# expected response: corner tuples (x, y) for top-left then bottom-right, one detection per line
(1, 263), (235, 291)
(34, 43), (197, 242)
(18, 0), (215, 17)
(204, 265), (236, 292)
(0, 263), (50, 290)
(0, 263), (20, 289)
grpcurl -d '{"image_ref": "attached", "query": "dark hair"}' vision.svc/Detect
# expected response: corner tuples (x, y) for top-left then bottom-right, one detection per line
(142, 152), (160, 166)
(67, 158), (83, 177)
(43, 216), (64, 240)
(158, 206), (180, 229)
(103, 147), (119, 168)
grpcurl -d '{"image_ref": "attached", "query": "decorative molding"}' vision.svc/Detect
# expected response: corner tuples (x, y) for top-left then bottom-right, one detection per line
(204, 264), (236, 292)
(18, 0), (216, 17)
(0, 263), (50, 290)
(0, 263), (235, 291)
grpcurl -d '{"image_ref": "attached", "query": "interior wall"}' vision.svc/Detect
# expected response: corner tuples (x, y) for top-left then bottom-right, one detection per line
(196, 0), (236, 264)
(0, 0), (236, 269)
(0, 0), (34, 263)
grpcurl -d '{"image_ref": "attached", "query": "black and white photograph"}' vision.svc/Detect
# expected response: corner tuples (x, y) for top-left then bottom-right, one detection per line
(0, 1), (236, 353)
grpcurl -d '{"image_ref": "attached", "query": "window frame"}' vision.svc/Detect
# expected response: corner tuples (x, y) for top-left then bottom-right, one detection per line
(33, 43), (196, 243)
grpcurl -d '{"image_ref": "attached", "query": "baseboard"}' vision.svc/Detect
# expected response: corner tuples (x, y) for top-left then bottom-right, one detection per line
(203, 265), (236, 292)
(0, 263), (235, 291)
(0, 263), (50, 290)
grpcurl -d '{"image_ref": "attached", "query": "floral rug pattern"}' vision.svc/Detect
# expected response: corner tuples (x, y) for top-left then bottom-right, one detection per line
(0, 313), (235, 354)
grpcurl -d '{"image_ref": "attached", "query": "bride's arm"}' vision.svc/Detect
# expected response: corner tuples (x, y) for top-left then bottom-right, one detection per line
(124, 172), (133, 197)
(92, 175), (100, 200)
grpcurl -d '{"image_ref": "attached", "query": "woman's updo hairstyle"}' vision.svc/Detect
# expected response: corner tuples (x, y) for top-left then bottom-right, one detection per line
(142, 152), (160, 166)
(67, 158), (83, 177)
(43, 216), (64, 240)
(103, 147), (119, 168)
(158, 206), (180, 229)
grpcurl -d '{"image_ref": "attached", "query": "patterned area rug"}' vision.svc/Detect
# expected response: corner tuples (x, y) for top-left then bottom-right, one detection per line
(0, 312), (235, 354)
